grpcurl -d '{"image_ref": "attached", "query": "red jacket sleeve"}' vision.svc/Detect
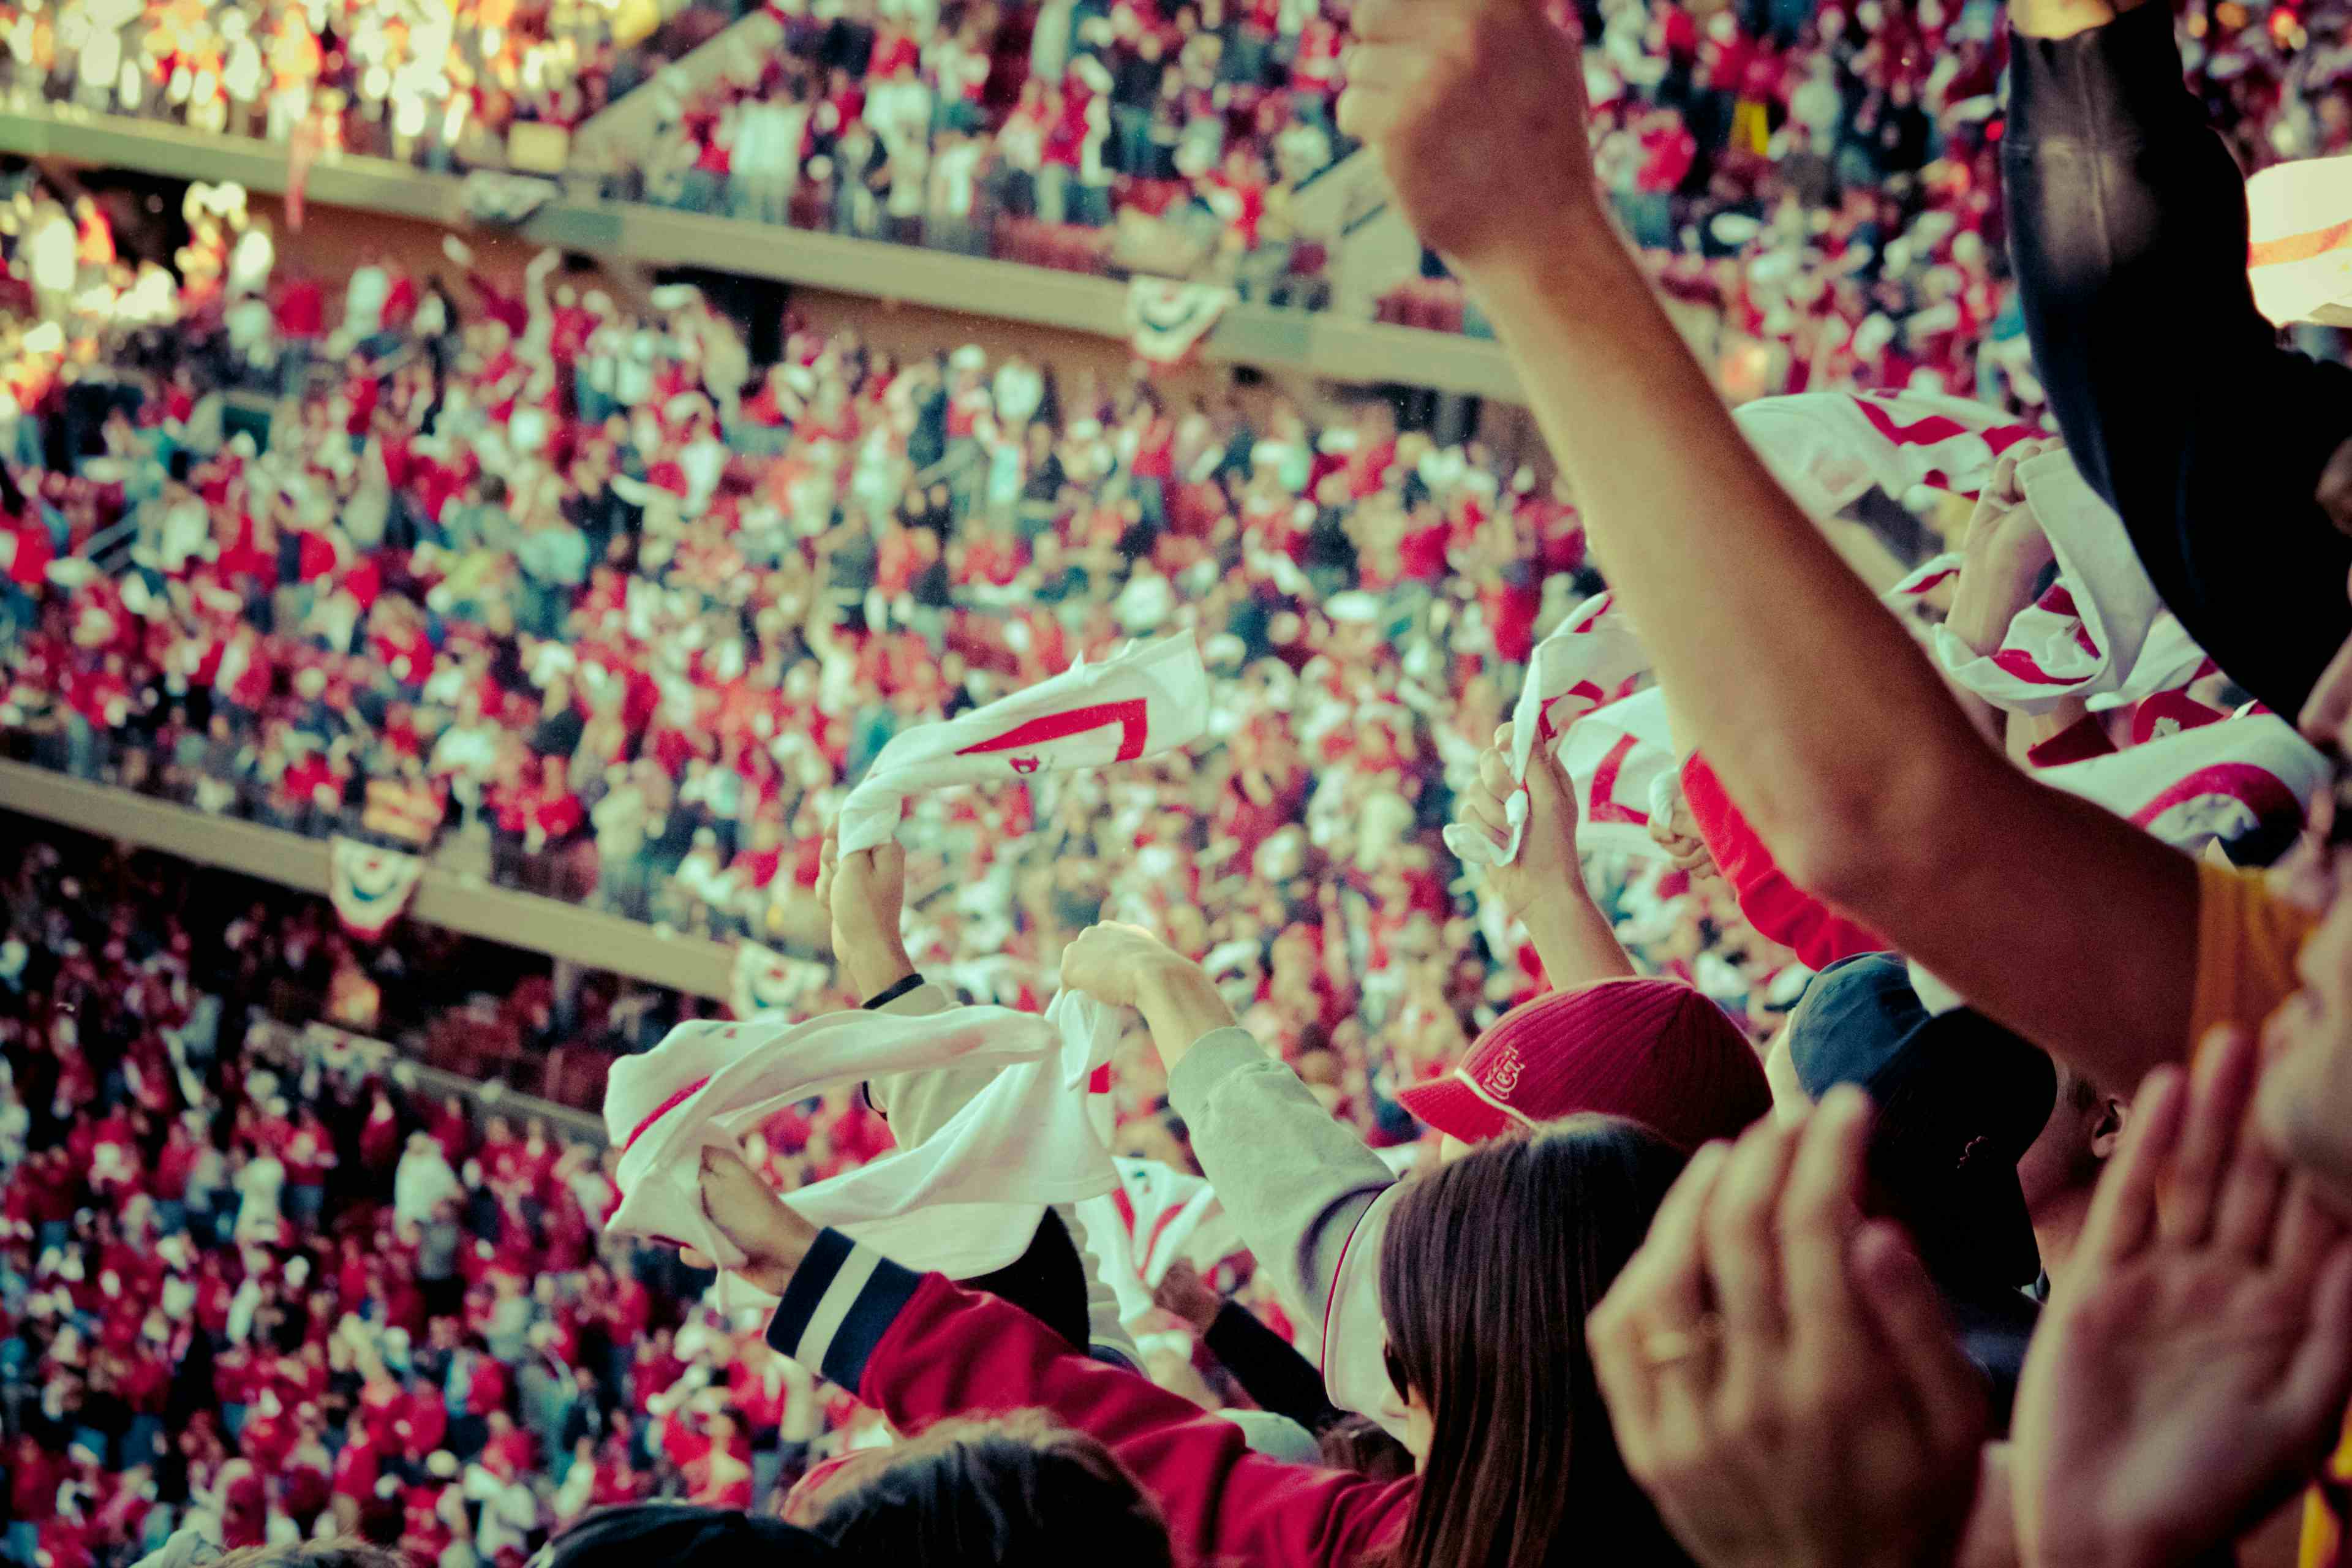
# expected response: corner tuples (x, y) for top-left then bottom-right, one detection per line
(766, 1229), (1413, 1568)
(1678, 753), (1888, 971)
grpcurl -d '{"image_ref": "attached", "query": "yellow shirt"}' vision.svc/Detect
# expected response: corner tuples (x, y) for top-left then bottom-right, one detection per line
(2188, 862), (2346, 1568)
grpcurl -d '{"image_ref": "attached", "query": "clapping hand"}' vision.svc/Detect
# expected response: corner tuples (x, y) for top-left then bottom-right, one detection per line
(1588, 1090), (1988, 1568)
(2011, 1026), (2352, 1568)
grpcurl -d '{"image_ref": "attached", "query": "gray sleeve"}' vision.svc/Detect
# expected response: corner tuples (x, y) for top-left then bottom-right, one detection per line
(1166, 1026), (1394, 1344)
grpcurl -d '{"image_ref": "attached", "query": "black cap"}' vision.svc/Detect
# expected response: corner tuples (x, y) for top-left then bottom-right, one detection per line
(1787, 954), (2056, 1292)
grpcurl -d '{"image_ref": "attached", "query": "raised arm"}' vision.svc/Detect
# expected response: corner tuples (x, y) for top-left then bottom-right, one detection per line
(2004, 0), (2352, 716)
(1338, 0), (2198, 1091)
(1060, 925), (1406, 1425)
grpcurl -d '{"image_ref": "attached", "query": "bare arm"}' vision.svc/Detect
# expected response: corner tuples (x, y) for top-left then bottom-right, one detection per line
(1339, 0), (2196, 1089)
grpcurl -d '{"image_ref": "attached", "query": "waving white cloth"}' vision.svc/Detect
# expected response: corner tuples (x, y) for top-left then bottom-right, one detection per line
(604, 994), (1120, 1291)
(839, 633), (1211, 853)
(1441, 591), (1651, 868)
(1740, 392), (2164, 715)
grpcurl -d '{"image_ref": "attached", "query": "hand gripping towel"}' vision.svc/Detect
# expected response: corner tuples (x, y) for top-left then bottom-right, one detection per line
(604, 993), (1121, 1295)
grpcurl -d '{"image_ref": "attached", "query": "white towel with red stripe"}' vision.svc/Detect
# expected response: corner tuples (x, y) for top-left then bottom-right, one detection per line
(603, 994), (1120, 1287)
(1075, 1157), (1245, 1330)
(838, 633), (1211, 853)
(1441, 590), (1653, 868)
(2247, 155), (2352, 328)
(1741, 393), (2163, 713)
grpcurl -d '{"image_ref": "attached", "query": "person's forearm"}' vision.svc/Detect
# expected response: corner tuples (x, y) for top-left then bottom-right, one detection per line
(1134, 958), (1241, 1076)
(1457, 216), (2198, 1088)
(1465, 223), (1991, 918)
(1520, 886), (1635, 989)
(1204, 1301), (1343, 1433)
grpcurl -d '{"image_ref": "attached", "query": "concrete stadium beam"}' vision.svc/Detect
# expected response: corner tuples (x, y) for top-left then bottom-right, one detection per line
(0, 760), (739, 1001)
(0, 107), (1526, 403)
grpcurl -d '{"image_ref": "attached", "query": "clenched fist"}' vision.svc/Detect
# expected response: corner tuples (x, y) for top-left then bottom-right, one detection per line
(1338, 0), (1602, 276)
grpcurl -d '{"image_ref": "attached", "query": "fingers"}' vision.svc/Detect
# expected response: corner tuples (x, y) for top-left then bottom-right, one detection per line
(1476, 747), (1518, 805)
(2076, 1063), (2186, 1275)
(2297, 610), (2352, 748)
(1703, 1118), (1801, 1349)
(1849, 1219), (1985, 1457)
(1776, 1087), (1871, 1341)
(2279, 1241), (2352, 1434)
(2162, 1026), (2263, 1250)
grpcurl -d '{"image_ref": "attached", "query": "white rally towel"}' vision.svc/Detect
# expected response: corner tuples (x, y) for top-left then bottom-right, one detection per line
(2247, 154), (2352, 328)
(2035, 706), (2326, 859)
(1441, 591), (1651, 868)
(839, 633), (1210, 853)
(1076, 1156), (1247, 1331)
(603, 995), (1120, 1288)
(1741, 391), (2165, 714)
(328, 838), (425, 940)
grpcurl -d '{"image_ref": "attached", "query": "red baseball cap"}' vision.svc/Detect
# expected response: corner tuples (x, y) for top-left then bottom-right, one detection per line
(1395, 977), (1770, 1150)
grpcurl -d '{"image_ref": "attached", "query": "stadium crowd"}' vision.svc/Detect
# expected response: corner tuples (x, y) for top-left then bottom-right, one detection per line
(8, 0), (2352, 1560)
(0, 181), (1790, 1119)
(0, 0), (753, 176)
(0, 821), (1058, 1566)
(9, 0), (2344, 381)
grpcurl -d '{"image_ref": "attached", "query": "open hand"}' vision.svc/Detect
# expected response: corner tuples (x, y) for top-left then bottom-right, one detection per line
(1589, 1089), (1987, 1568)
(2012, 1027), (2352, 1568)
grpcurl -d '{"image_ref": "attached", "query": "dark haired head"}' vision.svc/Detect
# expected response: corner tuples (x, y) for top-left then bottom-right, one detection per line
(206, 1547), (407, 1568)
(1378, 1115), (1694, 1568)
(541, 1504), (834, 1568)
(812, 1411), (1174, 1568)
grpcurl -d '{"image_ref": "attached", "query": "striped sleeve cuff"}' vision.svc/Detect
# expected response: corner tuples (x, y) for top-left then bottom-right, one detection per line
(764, 1229), (924, 1390)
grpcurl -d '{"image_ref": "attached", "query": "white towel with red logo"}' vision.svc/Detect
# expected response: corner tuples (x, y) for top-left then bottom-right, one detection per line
(838, 634), (1211, 853)
(603, 994), (1120, 1287)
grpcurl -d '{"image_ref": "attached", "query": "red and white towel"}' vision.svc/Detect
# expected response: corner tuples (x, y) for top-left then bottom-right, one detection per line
(1075, 1157), (1246, 1330)
(1441, 590), (1653, 869)
(603, 993), (1120, 1292)
(839, 633), (1211, 853)
(1743, 392), (2164, 713)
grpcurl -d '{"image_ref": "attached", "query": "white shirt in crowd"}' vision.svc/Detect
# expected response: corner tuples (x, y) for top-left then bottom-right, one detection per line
(394, 1140), (464, 1229)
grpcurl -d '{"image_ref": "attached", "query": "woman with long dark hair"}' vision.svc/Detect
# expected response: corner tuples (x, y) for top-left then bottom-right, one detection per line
(684, 1110), (1694, 1568)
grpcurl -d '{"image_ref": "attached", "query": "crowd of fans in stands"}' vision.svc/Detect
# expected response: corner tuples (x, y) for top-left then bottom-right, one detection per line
(0, 825), (962, 1566)
(12, 0), (2346, 382)
(0, 193), (1789, 1135)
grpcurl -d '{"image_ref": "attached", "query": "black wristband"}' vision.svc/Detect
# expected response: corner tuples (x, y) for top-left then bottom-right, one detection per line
(861, 973), (924, 1011)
